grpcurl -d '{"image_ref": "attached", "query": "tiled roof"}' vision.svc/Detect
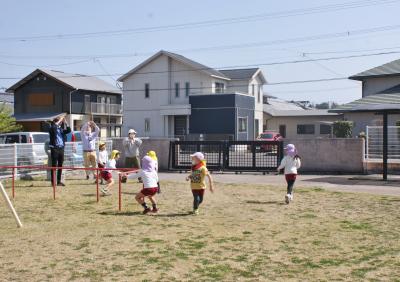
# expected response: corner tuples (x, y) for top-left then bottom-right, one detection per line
(349, 58), (400, 80)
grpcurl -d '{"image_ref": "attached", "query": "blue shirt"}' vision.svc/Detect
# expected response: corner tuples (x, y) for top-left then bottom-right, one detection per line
(55, 126), (64, 148)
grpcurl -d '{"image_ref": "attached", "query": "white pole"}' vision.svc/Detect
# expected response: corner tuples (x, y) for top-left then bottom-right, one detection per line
(13, 142), (18, 177)
(0, 182), (23, 228)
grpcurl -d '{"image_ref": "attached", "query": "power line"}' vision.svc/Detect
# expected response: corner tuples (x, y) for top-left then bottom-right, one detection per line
(266, 86), (359, 94)
(0, 59), (93, 68)
(0, 49), (399, 81)
(1, 23), (400, 61)
(0, 0), (398, 42)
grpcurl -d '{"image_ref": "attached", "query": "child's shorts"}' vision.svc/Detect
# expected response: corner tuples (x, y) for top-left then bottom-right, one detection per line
(101, 171), (112, 181)
(140, 187), (158, 196)
(285, 174), (297, 181)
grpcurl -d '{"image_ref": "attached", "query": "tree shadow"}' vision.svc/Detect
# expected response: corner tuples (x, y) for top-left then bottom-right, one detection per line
(306, 176), (400, 187)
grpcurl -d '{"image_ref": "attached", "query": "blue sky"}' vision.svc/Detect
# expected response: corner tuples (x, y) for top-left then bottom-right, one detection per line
(1, 0), (400, 103)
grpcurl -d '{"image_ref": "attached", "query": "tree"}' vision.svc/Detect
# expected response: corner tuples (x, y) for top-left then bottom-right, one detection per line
(0, 103), (22, 133)
(333, 121), (353, 138)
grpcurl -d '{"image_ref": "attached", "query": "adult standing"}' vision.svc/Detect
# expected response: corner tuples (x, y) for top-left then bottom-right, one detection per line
(81, 121), (100, 180)
(123, 129), (142, 179)
(48, 116), (71, 186)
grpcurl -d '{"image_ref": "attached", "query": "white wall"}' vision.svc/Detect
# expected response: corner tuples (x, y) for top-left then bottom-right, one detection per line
(362, 76), (400, 97)
(344, 112), (400, 136)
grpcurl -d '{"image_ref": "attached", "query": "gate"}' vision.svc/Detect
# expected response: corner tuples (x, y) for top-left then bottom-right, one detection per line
(366, 126), (400, 160)
(169, 140), (283, 172)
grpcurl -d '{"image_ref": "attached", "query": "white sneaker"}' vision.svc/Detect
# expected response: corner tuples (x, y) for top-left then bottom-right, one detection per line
(285, 194), (290, 204)
(290, 194), (294, 201)
(100, 187), (110, 195)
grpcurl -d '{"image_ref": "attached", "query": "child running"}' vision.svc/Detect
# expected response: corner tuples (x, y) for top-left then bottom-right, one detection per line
(277, 144), (301, 204)
(100, 150), (120, 196)
(147, 150), (161, 193)
(97, 142), (108, 185)
(123, 156), (159, 214)
(186, 152), (214, 215)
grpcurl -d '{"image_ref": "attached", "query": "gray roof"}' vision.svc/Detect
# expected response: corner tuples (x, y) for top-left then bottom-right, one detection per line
(13, 112), (65, 122)
(0, 92), (14, 104)
(118, 50), (230, 81)
(330, 87), (400, 113)
(263, 98), (305, 113)
(219, 68), (258, 80)
(7, 69), (121, 94)
(349, 58), (400, 80)
(266, 108), (339, 117)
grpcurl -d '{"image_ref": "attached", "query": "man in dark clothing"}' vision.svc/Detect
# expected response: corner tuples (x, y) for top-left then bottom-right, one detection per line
(48, 116), (71, 186)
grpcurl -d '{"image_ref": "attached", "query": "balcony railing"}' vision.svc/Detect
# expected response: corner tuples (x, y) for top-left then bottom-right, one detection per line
(71, 102), (122, 115)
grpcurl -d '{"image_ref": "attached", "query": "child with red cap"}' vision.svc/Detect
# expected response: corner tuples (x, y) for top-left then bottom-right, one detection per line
(277, 144), (301, 204)
(186, 152), (214, 215)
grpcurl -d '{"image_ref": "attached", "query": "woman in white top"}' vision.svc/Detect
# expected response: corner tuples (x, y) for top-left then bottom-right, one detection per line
(123, 156), (159, 214)
(277, 144), (301, 204)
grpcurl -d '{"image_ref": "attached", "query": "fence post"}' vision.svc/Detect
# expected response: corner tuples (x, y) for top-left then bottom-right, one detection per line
(118, 173), (122, 211)
(12, 168), (15, 199)
(52, 168), (56, 200)
(13, 143), (17, 178)
(366, 126), (369, 160)
(96, 168), (99, 203)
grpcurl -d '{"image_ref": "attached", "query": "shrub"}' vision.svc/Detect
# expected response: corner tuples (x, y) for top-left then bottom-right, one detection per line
(333, 121), (353, 138)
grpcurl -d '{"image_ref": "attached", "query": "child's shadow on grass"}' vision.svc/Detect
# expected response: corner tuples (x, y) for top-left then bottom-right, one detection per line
(156, 212), (193, 218)
(246, 200), (285, 206)
(98, 210), (142, 216)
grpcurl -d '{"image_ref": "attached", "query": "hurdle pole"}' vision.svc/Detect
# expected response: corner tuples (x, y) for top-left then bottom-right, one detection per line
(52, 168), (56, 200)
(0, 182), (23, 228)
(118, 173), (122, 211)
(12, 168), (15, 199)
(96, 168), (99, 203)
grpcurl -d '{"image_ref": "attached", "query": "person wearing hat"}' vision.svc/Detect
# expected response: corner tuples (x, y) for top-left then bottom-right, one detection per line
(185, 152), (214, 215)
(123, 129), (143, 180)
(277, 144), (301, 204)
(97, 142), (108, 185)
(99, 150), (121, 196)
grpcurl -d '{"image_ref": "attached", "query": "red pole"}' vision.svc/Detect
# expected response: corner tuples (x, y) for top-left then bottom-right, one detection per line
(118, 174), (122, 211)
(52, 168), (56, 200)
(96, 168), (99, 203)
(12, 168), (15, 199)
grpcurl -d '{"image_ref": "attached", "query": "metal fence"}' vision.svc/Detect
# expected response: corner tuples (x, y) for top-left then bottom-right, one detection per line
(366, 126), (400, 160)
(0, 140), (113, 178)
(169, 140), (283, 172)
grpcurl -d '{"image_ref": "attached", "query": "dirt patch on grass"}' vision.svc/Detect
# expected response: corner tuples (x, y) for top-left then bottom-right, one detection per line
(0, 178), (399, 281)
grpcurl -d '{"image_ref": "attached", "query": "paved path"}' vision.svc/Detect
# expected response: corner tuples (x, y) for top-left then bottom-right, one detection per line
(159, 172), (400, 197)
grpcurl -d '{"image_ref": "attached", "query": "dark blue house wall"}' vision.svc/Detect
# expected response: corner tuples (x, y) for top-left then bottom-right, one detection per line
(189, 94), (254, 140)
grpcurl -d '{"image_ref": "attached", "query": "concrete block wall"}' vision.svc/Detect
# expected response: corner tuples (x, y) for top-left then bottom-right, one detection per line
(284, 138), (365, 173)
(111, 138), (178, 171)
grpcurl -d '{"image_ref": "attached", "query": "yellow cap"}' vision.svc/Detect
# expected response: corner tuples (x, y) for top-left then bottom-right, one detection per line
(99, 142), (106, 148)
(147, 150), (158, 161)
(111, 150), (120, 159)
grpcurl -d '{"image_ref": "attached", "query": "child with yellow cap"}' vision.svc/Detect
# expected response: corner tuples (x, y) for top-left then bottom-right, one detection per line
(147, 151), (161, 193)
(100, 150), (120, 196)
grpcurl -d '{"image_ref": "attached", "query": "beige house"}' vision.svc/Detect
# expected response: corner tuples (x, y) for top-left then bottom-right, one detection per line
(263, 97), (342, 139)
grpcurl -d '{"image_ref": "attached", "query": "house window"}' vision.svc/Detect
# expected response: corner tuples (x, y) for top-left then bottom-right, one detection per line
(215, 82), (224, 94)
(144, 118), (150, 132)
(109, 117), (117, 124)
(251, 84), (255, 96)
(174, 82), (180, 98)
(28, 93), (54, 106)
(279, 125), (286, 138)
(185, 82), (190, 97)
(145, 83), (150, 98)
(297, 124), (315, 135)
(238, 117), (247, 133)
(320, 124), (331, 135)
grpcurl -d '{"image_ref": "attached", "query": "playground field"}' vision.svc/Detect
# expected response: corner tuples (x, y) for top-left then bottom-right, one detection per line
(0, 177), (399, 281)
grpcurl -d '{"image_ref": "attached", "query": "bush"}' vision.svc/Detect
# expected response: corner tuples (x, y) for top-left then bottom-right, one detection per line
(333, 121), (354, 138)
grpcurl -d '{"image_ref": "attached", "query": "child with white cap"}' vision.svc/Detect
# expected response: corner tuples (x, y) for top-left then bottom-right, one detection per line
(186, 152), (214, 215)
(277, 144), (301, 204)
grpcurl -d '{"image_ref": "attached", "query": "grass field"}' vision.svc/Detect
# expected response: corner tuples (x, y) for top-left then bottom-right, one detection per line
(0, 176), (399, 281)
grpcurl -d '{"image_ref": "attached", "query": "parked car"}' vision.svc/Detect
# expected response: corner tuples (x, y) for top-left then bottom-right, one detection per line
(0, 132), (49, 167)
(256, 131), (283, 152)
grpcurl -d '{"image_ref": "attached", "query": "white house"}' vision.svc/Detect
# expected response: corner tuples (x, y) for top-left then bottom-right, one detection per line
(118, 50), (266, 140)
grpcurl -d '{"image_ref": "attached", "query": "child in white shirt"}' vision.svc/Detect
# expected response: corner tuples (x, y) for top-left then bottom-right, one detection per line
(277, 144), (301, 204)
(100, 150), (120, 196)
(122, 156), (159, 214)
(97, 142), (108, 185)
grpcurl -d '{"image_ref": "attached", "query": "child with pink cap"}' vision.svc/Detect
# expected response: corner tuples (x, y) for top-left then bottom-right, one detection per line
(277, 144), (301, 204)
(122, 156), (159, 214)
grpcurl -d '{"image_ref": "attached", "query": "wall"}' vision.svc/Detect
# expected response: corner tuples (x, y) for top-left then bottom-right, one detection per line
(264, 114), (341, 139)
(344, 112), (400, 137)
(111, 137), (177, 171)
(362, 76), (400, 97)
(285, 138), (365, 173)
